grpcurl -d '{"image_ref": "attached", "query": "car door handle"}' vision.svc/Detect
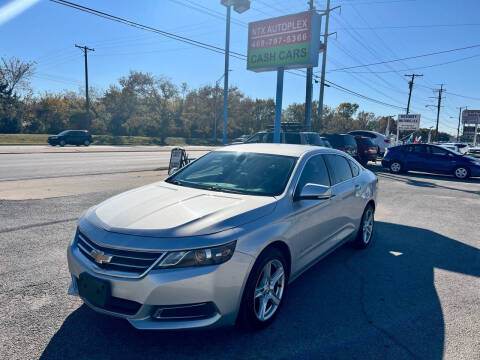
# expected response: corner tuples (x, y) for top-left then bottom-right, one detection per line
(355, 184), (361, 190)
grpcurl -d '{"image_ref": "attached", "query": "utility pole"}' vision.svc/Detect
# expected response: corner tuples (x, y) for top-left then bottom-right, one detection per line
(404, 73), (422, 114)
(432, 84), (445, 142)
(456, 106), (466, 142)
(304, 0), (315, 131)
(75, 44), (94, 129)
(317, 0), (340, 120)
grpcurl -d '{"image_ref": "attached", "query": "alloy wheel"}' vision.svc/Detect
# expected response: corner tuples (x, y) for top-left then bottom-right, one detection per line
(254, 259), (285, 322)
(390, 162), (401, 173)
(455, 167), (468, 179)
(362, 208), (374, 244)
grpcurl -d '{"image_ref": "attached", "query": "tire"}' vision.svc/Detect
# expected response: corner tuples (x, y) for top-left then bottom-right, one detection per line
(59, 140), (66, 147)
(352, 204), (375, 249)
(453, 166), (470, 180)
(389, 161), (402, 174)
(84, 140), (90, 146)
(237, 247), (288, 330)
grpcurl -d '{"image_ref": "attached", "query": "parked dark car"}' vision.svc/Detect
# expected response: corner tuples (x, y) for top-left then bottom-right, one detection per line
(354, 136), (378, 166)
(320, 133), (358, 159)
(382, 143), (480, 179)
(48, 130), (93, 147)
(244, 131), (332, 147)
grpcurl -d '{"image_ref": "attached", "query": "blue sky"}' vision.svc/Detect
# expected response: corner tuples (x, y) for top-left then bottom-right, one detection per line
(2, 0), (480, 134)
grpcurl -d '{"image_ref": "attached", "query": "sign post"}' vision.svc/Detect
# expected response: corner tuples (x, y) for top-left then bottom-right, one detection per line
(247, 11), (321, 142)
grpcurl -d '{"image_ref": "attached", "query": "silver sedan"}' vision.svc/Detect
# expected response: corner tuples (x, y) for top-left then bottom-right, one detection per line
(67, 144), (377, 330)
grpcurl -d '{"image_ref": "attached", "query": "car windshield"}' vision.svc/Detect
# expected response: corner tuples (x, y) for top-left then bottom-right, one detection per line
(166, 151), (297, 196)
(58, 130), (69, 136)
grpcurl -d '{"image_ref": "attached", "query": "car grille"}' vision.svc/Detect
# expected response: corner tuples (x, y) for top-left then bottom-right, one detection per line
(76, 231), (164, 278)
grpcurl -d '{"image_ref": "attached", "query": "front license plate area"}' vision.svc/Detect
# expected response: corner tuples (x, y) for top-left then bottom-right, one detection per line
(78, 273), (111, 308)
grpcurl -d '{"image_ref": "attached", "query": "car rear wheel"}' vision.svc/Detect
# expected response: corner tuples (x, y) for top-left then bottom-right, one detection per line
(454, 166), (470, 180)
(59, 140), (66, 147)
(84, 140), (90, 146)
(238, 247), (287, 330)
(353, 204), (375, 249)
(390, 161), (402, 174)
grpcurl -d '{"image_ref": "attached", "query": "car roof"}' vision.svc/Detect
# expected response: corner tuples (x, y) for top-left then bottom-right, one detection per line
(218, 143), (341, 157)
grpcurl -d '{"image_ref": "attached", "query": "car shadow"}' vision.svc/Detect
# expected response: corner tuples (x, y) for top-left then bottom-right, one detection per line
(40, 222), (480, 360)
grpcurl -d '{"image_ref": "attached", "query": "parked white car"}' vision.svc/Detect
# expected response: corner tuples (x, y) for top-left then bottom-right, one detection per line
(348, 130), (391, 156)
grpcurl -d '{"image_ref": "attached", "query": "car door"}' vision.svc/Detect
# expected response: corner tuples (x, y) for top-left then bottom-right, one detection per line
(404, 144), (428, 171)
(427, 146), (456, 174)
(287, 154), (336, 273)
(323, 154), (357, 243)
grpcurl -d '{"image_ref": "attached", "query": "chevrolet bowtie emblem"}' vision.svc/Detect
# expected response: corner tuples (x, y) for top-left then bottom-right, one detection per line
(90, 249), (113, 264)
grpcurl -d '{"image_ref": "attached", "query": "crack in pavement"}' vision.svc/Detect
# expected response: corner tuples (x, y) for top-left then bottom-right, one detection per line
(0, 218), (78, 234)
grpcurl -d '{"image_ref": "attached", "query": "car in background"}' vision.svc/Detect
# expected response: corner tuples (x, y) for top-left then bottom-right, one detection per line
(230, 135), (251, 144)
(67, 144), (377, 330)
(382, 143), (480, 179)
(468, 145), (480, 157)
(245, 131), (332, 147)
(437, 142), (469, 154)
(348, 130), (391, 156)
(354, 136), (378, 166)
(48, 130), (93, 147)
(320, 133), (358, 160)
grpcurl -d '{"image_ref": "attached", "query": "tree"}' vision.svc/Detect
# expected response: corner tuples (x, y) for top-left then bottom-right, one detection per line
(0, 56), (35, 96)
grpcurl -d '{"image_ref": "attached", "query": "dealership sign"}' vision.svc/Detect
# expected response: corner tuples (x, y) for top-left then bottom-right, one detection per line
(462, 109), (480, 124)
(247, 11), (322, 72)
(398, 114), (421, 131)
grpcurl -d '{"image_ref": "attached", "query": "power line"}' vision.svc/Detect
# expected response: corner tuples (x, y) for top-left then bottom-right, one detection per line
(335, 54), (480, 73)
(328, 44), (480, 71)
(49, 0), (248, 61)
(333, 23), (480, 30)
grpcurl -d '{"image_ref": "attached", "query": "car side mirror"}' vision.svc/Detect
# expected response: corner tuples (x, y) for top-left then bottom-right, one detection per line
(298, 183), (332, 200)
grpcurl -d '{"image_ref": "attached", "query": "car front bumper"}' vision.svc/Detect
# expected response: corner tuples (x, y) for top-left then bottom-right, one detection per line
(67, 239), (254, 330)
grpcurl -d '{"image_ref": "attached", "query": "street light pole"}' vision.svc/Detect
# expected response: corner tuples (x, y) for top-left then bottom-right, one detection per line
(222, 4), (231, 146)
(220, 0), (250, 145)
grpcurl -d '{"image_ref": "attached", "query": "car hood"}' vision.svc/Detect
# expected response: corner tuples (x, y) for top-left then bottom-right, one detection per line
(84, 181), (277, 237)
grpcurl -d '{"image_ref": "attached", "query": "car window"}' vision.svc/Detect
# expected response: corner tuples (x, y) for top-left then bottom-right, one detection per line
(407, 145), (426, 153)
(296, 155), (331, 194)
(429, 146), (449, 156)
(264, 133), (274, 143)
(284, 132), (301, 144)
(342, 135), (357, 146)
(349, 160), (360, 176)
(324, 154), (353, 184)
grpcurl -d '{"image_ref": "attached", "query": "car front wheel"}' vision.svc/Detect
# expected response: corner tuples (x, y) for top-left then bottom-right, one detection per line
(454, 166), (470, 180)
(59, 140), (66, 147)
(238, 247), (287, 330)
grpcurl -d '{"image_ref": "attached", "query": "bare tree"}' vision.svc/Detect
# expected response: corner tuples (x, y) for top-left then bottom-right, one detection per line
(0, 56), (35, 96)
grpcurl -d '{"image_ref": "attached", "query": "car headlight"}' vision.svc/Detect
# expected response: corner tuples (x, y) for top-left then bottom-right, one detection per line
(155, 241), (236, 269)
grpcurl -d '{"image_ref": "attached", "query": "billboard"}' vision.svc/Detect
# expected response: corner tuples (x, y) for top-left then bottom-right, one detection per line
(247, 11), (322, 72)
(398, 114), (421, 131)
(462, 110), (480, 124)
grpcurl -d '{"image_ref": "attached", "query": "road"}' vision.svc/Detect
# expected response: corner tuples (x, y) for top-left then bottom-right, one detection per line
(0, 146), (210, 181)
(0, 157), (479, 360)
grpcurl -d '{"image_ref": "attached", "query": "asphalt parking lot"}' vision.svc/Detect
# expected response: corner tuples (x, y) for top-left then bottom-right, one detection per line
(0, 151), (479, 360)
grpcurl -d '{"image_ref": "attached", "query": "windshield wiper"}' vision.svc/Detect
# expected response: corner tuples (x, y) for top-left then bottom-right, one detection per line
(166, 179), (184, 186)
(205, 186), (245, 194)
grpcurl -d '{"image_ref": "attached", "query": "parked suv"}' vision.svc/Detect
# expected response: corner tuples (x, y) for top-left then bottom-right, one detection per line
(348, 130), (390, 156)
(320, 133), (358, 159)
(48, 130), (93, 146)
(245, 131), (332, 147)
(354, 136), (378, 166)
